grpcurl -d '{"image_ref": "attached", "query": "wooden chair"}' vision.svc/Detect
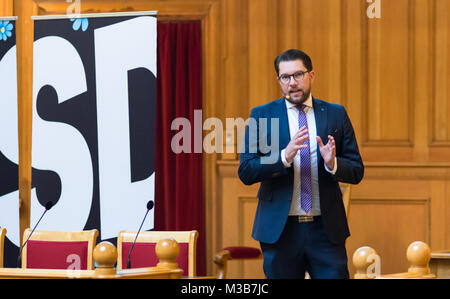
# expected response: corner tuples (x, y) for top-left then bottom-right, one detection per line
(117, 230), (198, 277)
(21, 228), (99, 270)
(353, 241), (436, 279)
(0, 239), (184, 279)
(0, 228), (6, 268)
(214, 246), (262, 279)
(215, 183), (352, 279)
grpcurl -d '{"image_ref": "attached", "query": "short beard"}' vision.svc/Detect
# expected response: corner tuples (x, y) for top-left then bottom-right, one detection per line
(285, 87), (311, 105)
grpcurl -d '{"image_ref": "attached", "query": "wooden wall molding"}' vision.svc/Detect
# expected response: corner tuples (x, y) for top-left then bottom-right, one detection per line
(363, 162), (450, 179)
(219, 159), (450, 180)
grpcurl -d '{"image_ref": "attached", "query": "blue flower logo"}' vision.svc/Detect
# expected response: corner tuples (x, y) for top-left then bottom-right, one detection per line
(0, 20), (13, 41)
(70, 18), (89, 32)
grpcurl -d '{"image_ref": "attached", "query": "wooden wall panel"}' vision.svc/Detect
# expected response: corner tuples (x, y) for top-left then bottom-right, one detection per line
(218, 162), (264, 278)
(276, 0), (299, 54)
(346, 179), (432, 275)
(365, 0), (413, 144)
(0, 0), (13, 16)
(343, 0), (364, 142)
(432, 0), (450, 144)
(248, 0), (279, 108)
(239, 197), (263, 278)
(298, 0), (343, 105)
(215, 0), (450, 278)
(220, 0), (250, 119)
(348, 197), (429, 275)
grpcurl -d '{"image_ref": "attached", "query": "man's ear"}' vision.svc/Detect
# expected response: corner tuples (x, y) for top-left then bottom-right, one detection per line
(309, 70), (316, 83)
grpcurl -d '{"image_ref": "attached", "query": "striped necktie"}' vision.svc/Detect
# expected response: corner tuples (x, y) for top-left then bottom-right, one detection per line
(298, 104), (312, 213)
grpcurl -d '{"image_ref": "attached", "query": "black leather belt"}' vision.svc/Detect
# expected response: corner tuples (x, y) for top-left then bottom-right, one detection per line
(288, 215), (321, 223)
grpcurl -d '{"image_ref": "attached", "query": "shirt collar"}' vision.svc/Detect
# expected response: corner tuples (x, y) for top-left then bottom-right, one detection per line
(285, 93), (313, 110)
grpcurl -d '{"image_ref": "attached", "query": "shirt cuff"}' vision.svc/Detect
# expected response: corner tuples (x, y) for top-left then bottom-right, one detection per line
(324, 157), (338, 175)
(281, 149), (292, 168)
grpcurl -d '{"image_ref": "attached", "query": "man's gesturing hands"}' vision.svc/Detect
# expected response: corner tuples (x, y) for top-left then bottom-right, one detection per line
(284, 126), (336, 170)
(284, 126), (308, 164)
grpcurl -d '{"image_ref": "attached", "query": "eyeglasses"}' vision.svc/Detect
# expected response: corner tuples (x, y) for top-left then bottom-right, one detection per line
(278, 70), (309, 84)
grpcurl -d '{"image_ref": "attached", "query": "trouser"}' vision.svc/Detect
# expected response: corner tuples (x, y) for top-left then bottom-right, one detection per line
(260, 216), (349, 279)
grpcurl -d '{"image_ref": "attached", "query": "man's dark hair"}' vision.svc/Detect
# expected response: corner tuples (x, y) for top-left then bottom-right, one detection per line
(274, 49), (313, 75)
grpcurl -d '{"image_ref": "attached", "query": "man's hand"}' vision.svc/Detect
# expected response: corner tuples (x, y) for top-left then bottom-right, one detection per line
(316, 135), (336, 170)
(285, 126), (309, 164)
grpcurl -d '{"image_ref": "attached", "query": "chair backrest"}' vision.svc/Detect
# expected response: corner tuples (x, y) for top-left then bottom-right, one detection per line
(21, 229), (99, 270)
(0, 228), (6, 268)
(117, 230), (198, 277)
(339, 183), (352, 218)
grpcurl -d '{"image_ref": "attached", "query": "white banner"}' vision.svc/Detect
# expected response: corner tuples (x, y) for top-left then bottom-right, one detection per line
(0, 17), (20, 267)
(32, 12), (157, 240)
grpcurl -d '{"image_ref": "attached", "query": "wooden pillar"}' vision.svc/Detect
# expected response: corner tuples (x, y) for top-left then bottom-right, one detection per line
(14, 0), (37, 245)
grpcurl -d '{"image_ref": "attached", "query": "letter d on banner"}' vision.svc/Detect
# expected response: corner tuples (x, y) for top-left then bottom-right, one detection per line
(94, 16), (156, 239)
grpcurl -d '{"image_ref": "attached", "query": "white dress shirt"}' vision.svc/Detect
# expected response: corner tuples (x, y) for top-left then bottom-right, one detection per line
(280, 94), (337, 216)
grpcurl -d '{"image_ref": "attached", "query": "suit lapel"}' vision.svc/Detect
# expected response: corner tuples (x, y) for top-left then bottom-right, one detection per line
(276, 98), (291, 150)
(313, 97), (328, 166)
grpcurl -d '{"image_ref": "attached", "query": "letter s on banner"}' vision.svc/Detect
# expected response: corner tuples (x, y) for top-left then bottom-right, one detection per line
(0, 45), (20, 247)
(31, 36), (93, 231)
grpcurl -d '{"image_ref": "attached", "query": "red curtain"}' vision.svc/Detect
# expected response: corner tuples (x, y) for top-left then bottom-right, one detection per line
(155, 22), (205, 276)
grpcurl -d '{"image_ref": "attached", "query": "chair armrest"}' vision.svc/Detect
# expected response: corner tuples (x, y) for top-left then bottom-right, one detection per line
(214, 250), (231, 279)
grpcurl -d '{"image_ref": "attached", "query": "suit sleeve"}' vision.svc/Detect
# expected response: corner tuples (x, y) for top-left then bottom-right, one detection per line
(333, 108), (364, 184)
(238, 108), (289, 186)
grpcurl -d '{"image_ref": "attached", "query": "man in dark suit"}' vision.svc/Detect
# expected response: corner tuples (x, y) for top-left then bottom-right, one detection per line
(238, 49), (364, 279)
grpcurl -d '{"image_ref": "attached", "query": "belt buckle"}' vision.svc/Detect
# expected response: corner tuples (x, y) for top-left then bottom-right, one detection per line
(298, 215), (314, 223)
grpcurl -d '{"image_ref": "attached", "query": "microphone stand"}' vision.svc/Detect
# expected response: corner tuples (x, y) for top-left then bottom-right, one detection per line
(16, 206), (51, 268)
(127, 204), (152, 269)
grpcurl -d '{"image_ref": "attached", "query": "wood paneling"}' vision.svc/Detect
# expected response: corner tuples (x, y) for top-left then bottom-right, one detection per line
(248, 0), (278, 109)
(347, 185), (431, 274)
(432, 0), (450, 145)
(0, 0), (13, 16)
(218, 161), (263, 278)
(10, 0), (450, 277)
(365, 0), (413, 145)
(299, 0), (344, 104)
(214, 0), (450, 278)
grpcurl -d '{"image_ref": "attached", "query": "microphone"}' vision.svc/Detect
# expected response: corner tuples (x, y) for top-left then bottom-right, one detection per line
(17, 201), (54, 268)
(126, 200), (154, 269)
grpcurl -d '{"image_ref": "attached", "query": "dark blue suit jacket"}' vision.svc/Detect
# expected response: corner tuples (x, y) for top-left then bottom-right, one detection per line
(238, 97), (364, 245)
